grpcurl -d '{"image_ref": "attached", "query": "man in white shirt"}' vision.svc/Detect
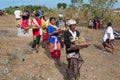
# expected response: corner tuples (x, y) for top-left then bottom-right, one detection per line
(103, 22), (115, 54)
(14, 7), (21, 27)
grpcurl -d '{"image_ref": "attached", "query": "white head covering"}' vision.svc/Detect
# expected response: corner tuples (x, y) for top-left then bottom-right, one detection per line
(67, 19), (76, 26)
(58, 13), (63, 17)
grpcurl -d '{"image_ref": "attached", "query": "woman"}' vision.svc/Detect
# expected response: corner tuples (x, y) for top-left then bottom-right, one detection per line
(41, 15), (49, 49)
(48, 17), (61, 65)
(64, 19), (86, 80)
(102, 22), (115, 54)
(21, 6), (30, 33)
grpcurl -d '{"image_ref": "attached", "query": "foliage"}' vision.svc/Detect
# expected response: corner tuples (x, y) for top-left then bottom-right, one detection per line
(5, 5), (48, 14)
(89, 0), (117, 22)
(57, 3), (67, 9)
(4, 1), (120, 27)
(71, 0), (83, 9)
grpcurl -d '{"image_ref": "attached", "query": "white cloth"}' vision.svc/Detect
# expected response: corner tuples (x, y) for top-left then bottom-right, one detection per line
(31, 19), (42, 35)
(69, 29), (77, 41)
(103, 26), (114, 42)
(51, 36), (58, 50)
(14, 10), (21, 19)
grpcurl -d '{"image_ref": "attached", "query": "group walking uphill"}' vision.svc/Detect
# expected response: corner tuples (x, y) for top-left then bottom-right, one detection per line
(14, 6), (94, 80)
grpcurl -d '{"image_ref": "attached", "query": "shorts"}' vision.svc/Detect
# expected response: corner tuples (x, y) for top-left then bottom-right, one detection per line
(102, 39), (114, 46)
(106, 39), (114, 43)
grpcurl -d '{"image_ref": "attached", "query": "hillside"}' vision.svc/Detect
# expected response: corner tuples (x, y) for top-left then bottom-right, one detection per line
(0, 15), (120, 80)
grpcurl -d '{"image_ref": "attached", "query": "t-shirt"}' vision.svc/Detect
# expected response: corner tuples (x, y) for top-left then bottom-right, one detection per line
(14, 10), (21, 19)
(42, 19), (49, 33)
(48, 25), (60, 43)
(103, 26), (115, 42)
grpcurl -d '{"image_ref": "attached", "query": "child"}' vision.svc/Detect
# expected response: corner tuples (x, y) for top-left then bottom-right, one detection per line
(41, 15), (49, 49)
(31, 13), (42, 53)
(102, 22), (115, 54)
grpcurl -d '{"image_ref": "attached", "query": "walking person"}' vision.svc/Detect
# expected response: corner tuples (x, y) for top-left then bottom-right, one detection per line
(14, 7), (21, 27)
(102, 22), (115, 54)
(48, 17), (61, 65)
(21, 6), (30, 33)
(31, 13), (42, 53)
(41, 15), (49, 49)
(56, 13), (66, 48)
(64, 19), (88, 80)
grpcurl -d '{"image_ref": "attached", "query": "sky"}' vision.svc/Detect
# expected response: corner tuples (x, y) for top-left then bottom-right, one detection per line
(0, 0), (120, 9)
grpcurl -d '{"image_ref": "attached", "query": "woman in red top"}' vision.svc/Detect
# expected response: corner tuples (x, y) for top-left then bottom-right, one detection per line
(31, 13), (42, 53)
(21, 6), (30, 33)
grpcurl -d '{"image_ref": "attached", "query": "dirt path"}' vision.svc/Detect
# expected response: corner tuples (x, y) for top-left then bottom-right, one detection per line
(0, 15), (120, 80)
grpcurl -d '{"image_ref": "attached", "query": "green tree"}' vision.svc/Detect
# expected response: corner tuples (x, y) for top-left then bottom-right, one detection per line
(62, 3), (67, 9)
(57, 3), (67, 9)
(71, 0), (83, 9)
(89, 0), (117, 19)
(57, 3), (62, 9)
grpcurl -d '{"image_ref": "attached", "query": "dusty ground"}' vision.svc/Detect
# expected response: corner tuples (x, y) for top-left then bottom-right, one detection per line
(0, 15), (120, 80)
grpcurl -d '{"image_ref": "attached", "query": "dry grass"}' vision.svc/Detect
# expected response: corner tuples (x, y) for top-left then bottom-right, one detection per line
(0, 15), (120, 80)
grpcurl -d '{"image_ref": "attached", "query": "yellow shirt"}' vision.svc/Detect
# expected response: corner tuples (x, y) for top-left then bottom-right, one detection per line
(42, 19), (49, 33)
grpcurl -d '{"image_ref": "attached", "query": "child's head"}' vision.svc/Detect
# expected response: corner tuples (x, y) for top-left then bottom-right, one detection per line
(107, 22), (112, 26)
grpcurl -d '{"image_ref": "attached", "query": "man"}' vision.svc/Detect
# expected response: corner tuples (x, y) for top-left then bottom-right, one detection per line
(64, 19), (88, 80)
(14, 7), (21, 27)
(102, 22), (115, 54)
(56, 13), (66, 48)
(56, 13), (65, 29)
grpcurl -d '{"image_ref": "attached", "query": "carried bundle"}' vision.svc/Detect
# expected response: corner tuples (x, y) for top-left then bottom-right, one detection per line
(76, 36), (86, 44)
(69, 36), (92, 50)
(29, 24), (36, 29)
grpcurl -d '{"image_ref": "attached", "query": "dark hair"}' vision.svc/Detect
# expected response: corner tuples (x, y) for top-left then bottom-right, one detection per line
(49, 17), (56, 23)
(43, 15), (46, 19)
(107, 22), (112, 26)
(35, 13), (39, 17)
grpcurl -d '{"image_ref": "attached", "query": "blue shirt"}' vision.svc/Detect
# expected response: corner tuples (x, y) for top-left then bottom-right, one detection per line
(48, 25), (60, 43)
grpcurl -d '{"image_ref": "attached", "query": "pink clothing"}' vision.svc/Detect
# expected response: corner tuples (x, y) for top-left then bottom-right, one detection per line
(51, 50), (61, 60)
(49, 42), (61, 60)
(43, 32), (49, 41)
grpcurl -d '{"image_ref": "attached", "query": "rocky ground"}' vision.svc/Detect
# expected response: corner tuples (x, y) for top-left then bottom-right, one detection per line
(0, 15), (120, 80)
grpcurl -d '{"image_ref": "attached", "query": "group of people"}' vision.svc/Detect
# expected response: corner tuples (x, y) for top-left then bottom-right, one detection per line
(88, 18), (104, 29)
(14, 6), (115, 80)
